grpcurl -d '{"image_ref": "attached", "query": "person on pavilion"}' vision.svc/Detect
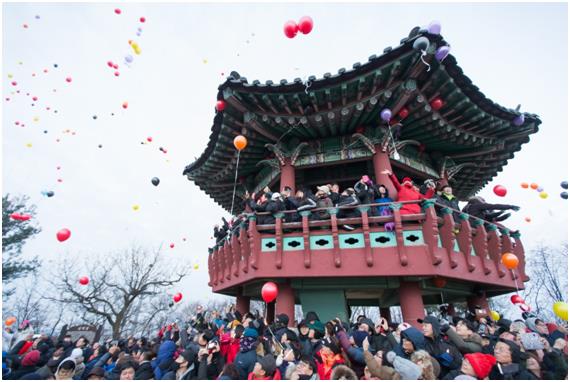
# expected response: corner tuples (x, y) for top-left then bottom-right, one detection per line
(381, 170), (435, 215)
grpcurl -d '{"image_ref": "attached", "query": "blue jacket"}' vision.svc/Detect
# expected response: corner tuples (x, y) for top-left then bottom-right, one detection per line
(152, 341), (176, 379)
(234, 348), (258, 380)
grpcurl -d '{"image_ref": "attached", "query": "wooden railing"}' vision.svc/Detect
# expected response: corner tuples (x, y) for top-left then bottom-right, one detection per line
(207, 200), (527, 289)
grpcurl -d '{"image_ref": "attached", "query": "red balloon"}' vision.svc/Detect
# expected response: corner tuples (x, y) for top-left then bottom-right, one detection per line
(107, 61), (113, 68)
(114, 8), (121, 14)
(114, 71), (120, 77)
(139, 17), (146, 23)
(173, 293), (183, 303)
(56, 228), (71, 242)
(261, 282), (278, 303)
(398, 107), (409, 119)
(65, 77), (72, 83)
(298, 16), (314, 35)
(510, 295), (525, 304)
(493, 185), (507, 197)
(170, 243), (175, 249)
(283, 20), (298, 39)
(216, 100), (226, 112)
(430, 98), (443, 111)
(79, 276), (89, 285)
(147, 137), (152, 142)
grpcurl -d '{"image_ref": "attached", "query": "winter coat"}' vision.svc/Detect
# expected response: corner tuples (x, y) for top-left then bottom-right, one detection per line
(388, 174), (435, 214)
(152, 340), (177, 380)
(247, 368), (282, 380)
(375, 197), (393, 216)
(135, 361), (155, 380)
(4, 365), (39, 380)
(354, 181), (377, 205)
(160, 357), (207, 380)
(436, 194), (461, 221)
(234, 347), (259, 380)
(369, 333), (394, 354)
(220, 333), (240, 364)
(462, 200), (516, 221)
(315, 350), (345, 380)
(445, 328), (483, 354)
(335, 330), (365, 377)
(313, 197), (333, 220)
(336, 194), (360, 219)
(363, 350), (401, 380)
(420, 317), (462, 377)
(488, 363), (537, 380)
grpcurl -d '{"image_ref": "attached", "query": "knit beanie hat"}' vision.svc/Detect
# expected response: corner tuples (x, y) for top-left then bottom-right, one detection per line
(276, 313), (289, 326)
(243, 327), (258, 338)
(525, 317), (539, 333)
(520, 332), (544, 351)
(21, 350), (41, 367)
(258, 354), (276, 376)
(464, 353), (497, 379)
(386, 351), (422, 380)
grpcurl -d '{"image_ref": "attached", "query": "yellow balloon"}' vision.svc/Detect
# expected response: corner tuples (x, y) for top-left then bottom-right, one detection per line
(553, 301), (568, 321)
(33, 116), (39, 122)
(132, 205), (140, 211)
(8, 73), (13, 79)
(539, 192), (548, 199)
(490, 311), (500, 321)
(193, 264), (199, 270)
(26, 143), (32, 148)
(202, 59), (208, 64)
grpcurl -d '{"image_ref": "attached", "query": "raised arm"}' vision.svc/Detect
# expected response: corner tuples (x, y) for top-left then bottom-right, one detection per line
(382, 170), (401, 192)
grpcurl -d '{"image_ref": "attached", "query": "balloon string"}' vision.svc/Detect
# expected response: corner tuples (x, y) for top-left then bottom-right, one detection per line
(230, 150), (241, 216)
(304, 80), (312, 94)
(512, 269), (520, 294)
(386, 122), (399, 158)
(420, 51), (431, 72)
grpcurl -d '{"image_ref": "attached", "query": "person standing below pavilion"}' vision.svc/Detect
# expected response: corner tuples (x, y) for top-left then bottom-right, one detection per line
(381, 170), (435, 214)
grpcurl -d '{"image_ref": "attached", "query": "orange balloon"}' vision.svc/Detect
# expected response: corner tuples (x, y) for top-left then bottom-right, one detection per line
(530, 183), (538, 190)
(5, 317), (16, 326)
(501, 252), (519, 270)
(233, 135), (247, 151)
(520, 182), (529, 189)
(524, 217), (531, 223)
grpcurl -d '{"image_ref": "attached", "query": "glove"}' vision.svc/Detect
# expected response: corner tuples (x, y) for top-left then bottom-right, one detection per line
(511, 206), (520, 211)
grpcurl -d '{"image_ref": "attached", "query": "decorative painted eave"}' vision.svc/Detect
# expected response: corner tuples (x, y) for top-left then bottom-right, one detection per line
(183, 26), (541, 212)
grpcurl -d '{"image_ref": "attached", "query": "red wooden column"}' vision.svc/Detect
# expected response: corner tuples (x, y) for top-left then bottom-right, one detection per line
(399, 280), (425, 328)
(236, 291), (251, 315)
(280, 159), (295, 193)
(372, 148), (396, 197)
(276, 282), (295, 328)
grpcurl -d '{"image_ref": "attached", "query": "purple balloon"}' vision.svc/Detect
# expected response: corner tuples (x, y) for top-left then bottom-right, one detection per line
(537, 186), (544, 192)
(435, 46), (450, 62)
(513, 114), (525, 126)
(380, 108), (392, 122)
(428, 20), (441, 35)
(125, 54), (133, 63)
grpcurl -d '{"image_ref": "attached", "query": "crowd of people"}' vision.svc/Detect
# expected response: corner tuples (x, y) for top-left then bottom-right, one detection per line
(211, 170), (521, 245)
(3, 304), (568, 380)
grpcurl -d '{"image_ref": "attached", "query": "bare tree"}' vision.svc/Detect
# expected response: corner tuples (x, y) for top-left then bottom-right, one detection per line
(45, 246), (188, 339)
(2, 274), (48, 330)
(523, 242), (568, 321)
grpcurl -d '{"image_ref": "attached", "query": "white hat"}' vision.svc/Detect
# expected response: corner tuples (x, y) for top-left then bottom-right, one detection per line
(271, 193), (281, 200)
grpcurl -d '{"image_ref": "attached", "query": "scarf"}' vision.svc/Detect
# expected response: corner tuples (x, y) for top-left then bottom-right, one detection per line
(240, 336), (257, 353)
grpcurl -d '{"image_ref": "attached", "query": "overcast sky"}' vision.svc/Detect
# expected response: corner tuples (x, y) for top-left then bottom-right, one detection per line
(3, 3), (568, 310)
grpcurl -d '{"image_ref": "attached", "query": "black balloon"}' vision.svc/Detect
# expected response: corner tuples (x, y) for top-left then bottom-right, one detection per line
(47, 191), (54, 197)
(561, 181), (568, 190)
(413, 36), (430, 51)
(151, 177), (160, 186)
(561, 191), (568, 200)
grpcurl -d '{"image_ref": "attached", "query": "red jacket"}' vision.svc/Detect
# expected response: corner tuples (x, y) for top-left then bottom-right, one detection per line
(247, 368), (282, 380)
(388, 174), (434, 214)
(219, 332), (240, 364)
(316, 351), (345, 380)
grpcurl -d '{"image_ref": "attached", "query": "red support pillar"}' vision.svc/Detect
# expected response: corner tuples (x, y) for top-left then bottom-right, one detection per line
(276, 283), (295, 328)
(399, 281), (425, 329)
(280, 159), (295, 193)
(236, 293), (251, 316)
(372, 149), (396, 198)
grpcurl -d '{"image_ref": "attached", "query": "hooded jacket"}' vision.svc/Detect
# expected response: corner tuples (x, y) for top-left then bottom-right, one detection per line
(234, 337), (259, 380)
(388, 174), (434, 214)
(396, 327), (425, 358)
(152, 340), (177, 379)
(420, 316), (462, 377)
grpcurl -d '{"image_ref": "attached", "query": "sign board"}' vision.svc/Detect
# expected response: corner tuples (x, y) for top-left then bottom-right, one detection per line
(60, 324), (103, 344)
